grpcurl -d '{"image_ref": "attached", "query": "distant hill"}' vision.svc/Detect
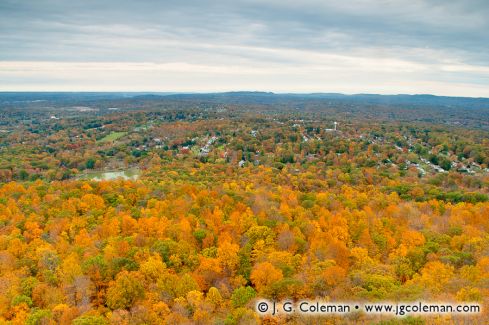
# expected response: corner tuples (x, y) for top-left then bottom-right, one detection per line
(1, 91), (489, 109)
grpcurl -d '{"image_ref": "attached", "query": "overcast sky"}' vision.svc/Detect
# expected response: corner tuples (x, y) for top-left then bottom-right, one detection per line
(1, 0), (488, 96)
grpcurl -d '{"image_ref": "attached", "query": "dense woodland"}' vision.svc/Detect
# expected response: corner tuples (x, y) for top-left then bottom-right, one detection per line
(0, 93), (488, 324)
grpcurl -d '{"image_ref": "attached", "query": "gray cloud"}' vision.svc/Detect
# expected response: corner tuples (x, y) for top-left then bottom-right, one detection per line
(0, 0), (488, 95)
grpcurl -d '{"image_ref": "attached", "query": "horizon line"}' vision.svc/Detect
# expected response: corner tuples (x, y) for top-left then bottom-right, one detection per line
(1, 90), (489, 100)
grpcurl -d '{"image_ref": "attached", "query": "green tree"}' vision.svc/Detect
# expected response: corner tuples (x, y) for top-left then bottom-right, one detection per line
(231, 286), (256, 308)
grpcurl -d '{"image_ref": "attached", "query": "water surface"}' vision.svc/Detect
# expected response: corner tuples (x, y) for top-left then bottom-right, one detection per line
(79, 168), (140, 181)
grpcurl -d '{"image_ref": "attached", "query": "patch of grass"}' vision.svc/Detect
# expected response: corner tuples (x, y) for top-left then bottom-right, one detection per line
(98, 132), (127, 143)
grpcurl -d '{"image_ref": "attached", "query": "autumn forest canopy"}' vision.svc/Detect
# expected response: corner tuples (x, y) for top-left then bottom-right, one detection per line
(0, 92), (489, 324)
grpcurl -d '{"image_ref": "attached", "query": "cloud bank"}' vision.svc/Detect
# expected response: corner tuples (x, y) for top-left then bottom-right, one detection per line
(1, 0), (488, 96)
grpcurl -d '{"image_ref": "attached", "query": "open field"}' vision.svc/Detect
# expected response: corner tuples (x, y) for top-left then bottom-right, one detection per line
(97, 131), (128, 143)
